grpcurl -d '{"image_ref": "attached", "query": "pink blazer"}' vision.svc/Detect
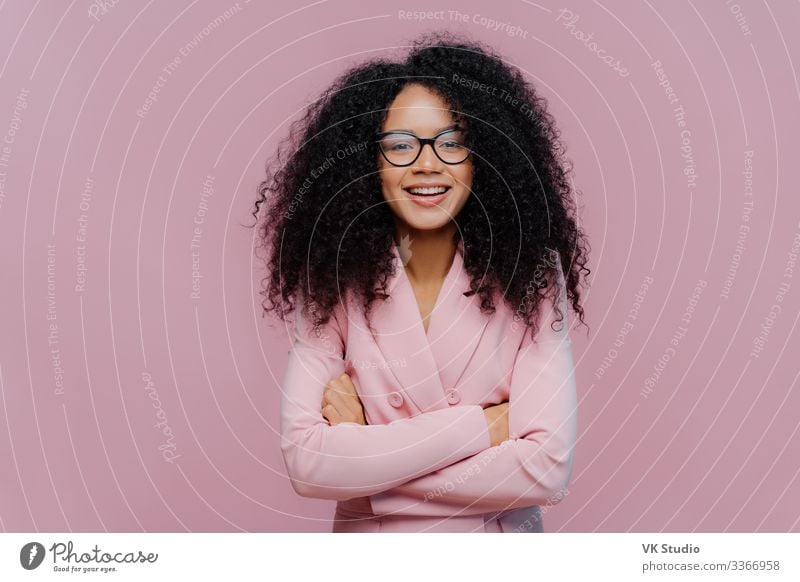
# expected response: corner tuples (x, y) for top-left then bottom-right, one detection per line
(279, 240), (578, 532)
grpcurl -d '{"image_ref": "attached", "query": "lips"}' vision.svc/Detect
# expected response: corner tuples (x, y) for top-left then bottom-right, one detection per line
(402, 184), (452, 208)
(403, 184), (452, 196)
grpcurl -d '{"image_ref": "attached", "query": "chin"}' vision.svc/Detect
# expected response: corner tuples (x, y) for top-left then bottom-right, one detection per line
(403, 217), (453, 231)
(388, 194), (467, 230)
(395, 204), (458, 230)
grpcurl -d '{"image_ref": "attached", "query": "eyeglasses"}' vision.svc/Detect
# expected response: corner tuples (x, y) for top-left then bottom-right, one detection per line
(376, 127), (470, 167)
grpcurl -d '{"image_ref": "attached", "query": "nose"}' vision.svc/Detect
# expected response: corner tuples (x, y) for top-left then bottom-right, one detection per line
(413, 142), (442, 171)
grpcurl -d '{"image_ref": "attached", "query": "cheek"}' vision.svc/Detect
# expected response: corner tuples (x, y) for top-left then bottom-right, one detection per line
(454, 163), (474, 190)
(452, 165), (474, 208)
(378, 165), (405, 195)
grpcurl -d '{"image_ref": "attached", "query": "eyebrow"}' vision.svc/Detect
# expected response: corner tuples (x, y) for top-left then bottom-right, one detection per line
(382, 124), (461, 134)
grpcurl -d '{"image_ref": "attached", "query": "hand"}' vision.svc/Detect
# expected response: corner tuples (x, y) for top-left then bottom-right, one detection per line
(321, 373), (367, 426)
(483, 401), (510, 447)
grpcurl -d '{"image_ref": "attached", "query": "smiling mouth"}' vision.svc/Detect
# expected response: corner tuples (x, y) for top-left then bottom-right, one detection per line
(403, 186), (452, 196)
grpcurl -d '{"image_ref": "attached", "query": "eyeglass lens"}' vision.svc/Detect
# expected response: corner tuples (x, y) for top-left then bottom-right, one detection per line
(378, 130), (469, 165)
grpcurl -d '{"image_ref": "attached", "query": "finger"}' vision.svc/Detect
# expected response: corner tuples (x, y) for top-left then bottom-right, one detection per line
(321, 382), (338, 409)
(324, 386), (365, 424)
(326, 375), (351, 395)
(336, 373), (358, 394)
(322, 378), (344, 405)
(324, 375), (365, 423)
(322, 403), (340, 425)
(328, 376), (360, 403)
(323, 386), (357, 414)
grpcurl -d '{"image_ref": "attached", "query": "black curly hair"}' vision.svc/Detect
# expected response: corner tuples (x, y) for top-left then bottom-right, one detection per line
(249, 31), (591, 342)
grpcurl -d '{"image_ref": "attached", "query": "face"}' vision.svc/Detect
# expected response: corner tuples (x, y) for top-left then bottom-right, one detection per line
(377, 84), (474, 234)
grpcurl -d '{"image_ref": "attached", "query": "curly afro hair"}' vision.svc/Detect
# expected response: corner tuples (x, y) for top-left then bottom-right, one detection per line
(250, 31), (591, 342)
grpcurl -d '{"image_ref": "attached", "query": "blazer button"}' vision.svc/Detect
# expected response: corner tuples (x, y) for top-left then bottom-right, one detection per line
(446, 388), (461, 405)
(387, 391), (404, 408)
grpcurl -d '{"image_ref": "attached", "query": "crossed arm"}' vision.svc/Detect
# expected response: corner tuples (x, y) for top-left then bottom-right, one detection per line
(279, 284), (577, 516)
(324, 337), (577, 518)
(280, 301), (492, 501)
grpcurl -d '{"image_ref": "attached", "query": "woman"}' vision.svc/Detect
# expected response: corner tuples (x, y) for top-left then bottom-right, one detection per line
(252, 32), (590, 532)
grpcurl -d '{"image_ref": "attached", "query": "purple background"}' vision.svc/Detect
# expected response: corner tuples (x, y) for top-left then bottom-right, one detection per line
(1, 0), (798, 532)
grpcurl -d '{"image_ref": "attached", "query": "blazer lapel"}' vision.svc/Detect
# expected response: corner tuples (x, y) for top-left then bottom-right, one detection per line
(427, 247), (492, 399)
(365, 239), (491, 413)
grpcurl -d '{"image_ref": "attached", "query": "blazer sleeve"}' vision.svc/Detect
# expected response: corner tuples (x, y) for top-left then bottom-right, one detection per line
(279, 297), (493, 502)
(368, 269), (578, 517)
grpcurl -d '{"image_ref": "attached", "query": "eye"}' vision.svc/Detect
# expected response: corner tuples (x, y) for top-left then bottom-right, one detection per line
(389, 141), (413, 151)
(380, 134), (416, 151)
(436, 131), (466, 150)
(439, 140), (463, 150)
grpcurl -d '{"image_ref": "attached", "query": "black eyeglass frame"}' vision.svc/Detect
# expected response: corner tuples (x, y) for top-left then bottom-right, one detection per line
(375, 126), (471, 167)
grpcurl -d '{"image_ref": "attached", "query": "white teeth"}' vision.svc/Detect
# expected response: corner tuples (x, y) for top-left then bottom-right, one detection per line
(407, 186), (448, 195)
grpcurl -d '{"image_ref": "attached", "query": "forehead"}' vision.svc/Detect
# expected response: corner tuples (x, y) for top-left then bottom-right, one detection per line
(382, 84), (457, 132)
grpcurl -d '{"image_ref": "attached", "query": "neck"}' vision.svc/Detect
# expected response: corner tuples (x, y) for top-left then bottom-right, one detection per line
(393, 223), (458, 286)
